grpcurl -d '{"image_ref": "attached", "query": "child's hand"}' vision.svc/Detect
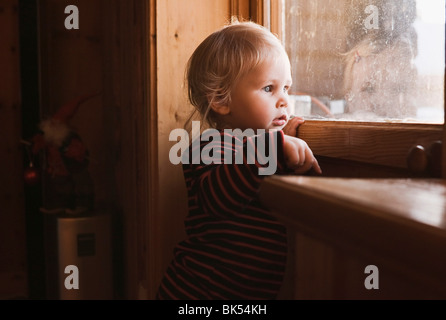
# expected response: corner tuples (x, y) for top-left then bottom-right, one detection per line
(282, 116), (305, 137)
(283, 135), (322, 175)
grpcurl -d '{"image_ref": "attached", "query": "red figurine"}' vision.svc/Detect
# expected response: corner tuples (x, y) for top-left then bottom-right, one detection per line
(30, 92), (100, 214)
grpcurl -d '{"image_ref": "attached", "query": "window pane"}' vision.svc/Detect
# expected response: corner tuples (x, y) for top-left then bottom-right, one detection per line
(283, 0), (445, 124)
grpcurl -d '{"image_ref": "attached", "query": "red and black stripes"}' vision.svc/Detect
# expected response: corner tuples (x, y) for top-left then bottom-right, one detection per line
(156, 130), (288, 300)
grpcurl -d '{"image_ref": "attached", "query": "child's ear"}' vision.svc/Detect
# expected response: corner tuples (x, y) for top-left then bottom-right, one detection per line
(208, 96), (230, 115)
(210, 102), (230, 115)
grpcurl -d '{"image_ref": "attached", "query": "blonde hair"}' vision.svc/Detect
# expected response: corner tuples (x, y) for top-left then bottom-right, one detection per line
(184, 19), (285, 131)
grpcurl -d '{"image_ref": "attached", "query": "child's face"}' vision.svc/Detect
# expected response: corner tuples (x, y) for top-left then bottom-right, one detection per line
(224, 50), (293, 131)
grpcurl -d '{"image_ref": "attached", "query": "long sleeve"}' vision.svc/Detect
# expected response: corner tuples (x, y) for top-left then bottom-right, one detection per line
(185, 130), (286, 220)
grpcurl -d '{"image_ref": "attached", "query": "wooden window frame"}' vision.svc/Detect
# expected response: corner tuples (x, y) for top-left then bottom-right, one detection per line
(258, 0), (446, 178)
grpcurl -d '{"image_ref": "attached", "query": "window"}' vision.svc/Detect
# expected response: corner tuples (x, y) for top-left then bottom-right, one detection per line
(262, 0), (445, 175)
(278, 0), (445, 124)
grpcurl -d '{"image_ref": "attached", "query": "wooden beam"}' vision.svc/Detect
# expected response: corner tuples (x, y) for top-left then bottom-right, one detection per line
(230, 0), (250, 21)
(270, 0), (283, 39)
(249, 0), (264, 25)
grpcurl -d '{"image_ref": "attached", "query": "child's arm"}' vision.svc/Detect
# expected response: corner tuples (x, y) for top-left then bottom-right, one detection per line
(192, 130), (320, 219)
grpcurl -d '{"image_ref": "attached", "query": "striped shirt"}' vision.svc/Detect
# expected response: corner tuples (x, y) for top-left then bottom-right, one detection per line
(156, 130), (288, 300)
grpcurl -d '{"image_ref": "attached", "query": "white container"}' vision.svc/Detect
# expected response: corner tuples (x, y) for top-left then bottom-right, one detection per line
(44, 212), (113, 300)
(289, 95), (312, 116)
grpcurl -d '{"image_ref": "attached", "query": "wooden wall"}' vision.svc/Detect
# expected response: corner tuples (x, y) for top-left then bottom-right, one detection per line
(39, 0), (107, 208)
(153, 0), (233, 299)
(37, 0), (124, 299)
(0, 0), (28, 299)
(102, 0), (157, 300)
(99, 0), (236, 300)
(35, 0), (236, 300)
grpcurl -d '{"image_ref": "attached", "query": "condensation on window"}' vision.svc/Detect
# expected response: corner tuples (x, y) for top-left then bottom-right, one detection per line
(283, 0), (445, 124)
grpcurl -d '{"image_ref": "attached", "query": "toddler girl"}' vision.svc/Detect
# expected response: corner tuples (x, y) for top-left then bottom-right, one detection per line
(156, 20), (321, 300)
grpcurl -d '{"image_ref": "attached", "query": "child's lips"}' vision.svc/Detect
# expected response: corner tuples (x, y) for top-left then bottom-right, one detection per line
(272, 115), (287, 126)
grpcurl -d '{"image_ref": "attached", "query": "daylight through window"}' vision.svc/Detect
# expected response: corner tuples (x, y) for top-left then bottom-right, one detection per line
(282, 0), (445, 124)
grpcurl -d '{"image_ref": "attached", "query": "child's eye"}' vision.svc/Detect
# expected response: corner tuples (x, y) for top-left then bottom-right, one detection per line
(283, 86), (290, 93)
(263, 85), (273, 93)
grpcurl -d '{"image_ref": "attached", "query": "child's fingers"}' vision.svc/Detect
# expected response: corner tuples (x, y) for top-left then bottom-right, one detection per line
(298, 144), (306, 166)
(282, 117), (305, 136)
(289, 116), (305, 127)
(293, 159), (321, 175)
(283, 137), (301, 168)
(297, 148), (313, 171)
(290, 115), (305, 123)
(283, 136), (322, 175)
(292, 142), (323, 175)
(311, 158), (323, 175)
(285, 139), (307, 169)
(293, 155), (317, 174)
(284, 144), (300, 168)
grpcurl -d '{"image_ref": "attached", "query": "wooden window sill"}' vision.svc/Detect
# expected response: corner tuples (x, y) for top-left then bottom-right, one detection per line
(259, 175), (446, 299)
(298, 120), (443, 169)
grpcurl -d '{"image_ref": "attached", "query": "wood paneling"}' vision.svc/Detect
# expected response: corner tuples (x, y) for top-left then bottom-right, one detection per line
(0, 0), (28, 299)
(38, 0), (124, 298)
(154, 0), (232, 299)
(231, 0), (250, 21)
(270, 0), (282, 39)
(39, 0), (106, 206)
(101, 0), (153, 299)
(444, 75), (446, 179)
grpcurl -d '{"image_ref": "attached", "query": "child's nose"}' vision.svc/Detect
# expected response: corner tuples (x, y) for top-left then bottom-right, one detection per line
(276, 95), (288, 108)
